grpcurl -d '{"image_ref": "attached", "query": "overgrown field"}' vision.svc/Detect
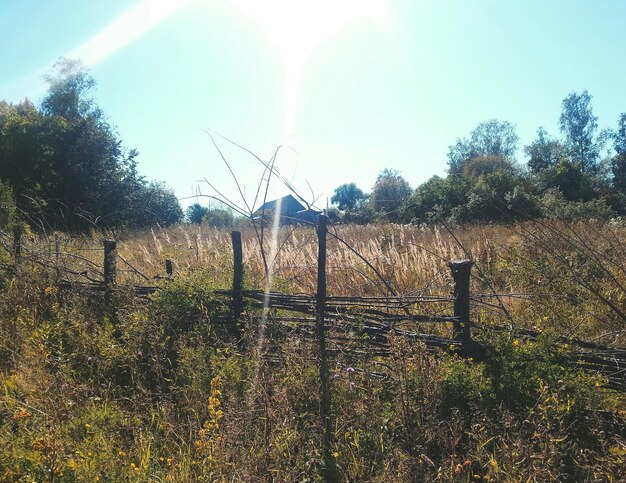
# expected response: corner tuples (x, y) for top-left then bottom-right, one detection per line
(1, 220), (625, 481)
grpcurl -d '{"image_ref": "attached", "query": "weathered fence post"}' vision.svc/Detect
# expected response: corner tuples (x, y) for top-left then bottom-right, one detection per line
(316, 214), (335, 480)
(449, 259), (473, 342)
(12, 224), (22, 270)
(103, 240), (117, 288)
(165, 258), (173, 277)
(231, 231), (243, 339)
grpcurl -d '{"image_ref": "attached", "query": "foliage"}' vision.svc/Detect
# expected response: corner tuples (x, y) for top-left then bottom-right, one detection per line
(202, 208), (235, 228)
(612, 113), (626, 194)
(186, 203), (209, 224)
(369, 169), (412, 222)
(0, 59), (182, 231)
(0, 221), (625, 480)
(525, 127), (568, 173)
(559, 90), (606, 173)
(447, 119), (519, 175)
(331, 182), (368, 211)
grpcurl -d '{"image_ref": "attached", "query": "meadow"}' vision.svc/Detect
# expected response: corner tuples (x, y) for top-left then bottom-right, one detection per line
(0, 219), (625, 481)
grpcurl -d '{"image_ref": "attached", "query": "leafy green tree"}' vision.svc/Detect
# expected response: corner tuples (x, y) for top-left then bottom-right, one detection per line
(524, 127), (568, 173)
(131, 182), (183, 226)
(186, 203), (210, 224)
(405, 175), (470, 223)
(535, 159), (595, 202)
(0, 59), (182, 230)
(331, 183), (367, 211)
(370, 169), (412, 222)
(448, 120), (519, 174)
(462, 155), (516, 178)
(559, 91), (607, 173)
(455, 170), (539, 222)
(611, 113), (626, 194)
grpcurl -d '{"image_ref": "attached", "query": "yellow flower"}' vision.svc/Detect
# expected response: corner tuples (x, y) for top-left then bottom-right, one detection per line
(512, 339), (520, 347)
(84, 423), (91, 430)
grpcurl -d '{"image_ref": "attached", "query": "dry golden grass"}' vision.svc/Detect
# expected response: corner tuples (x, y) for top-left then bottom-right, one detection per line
(10, 218), (626, 344)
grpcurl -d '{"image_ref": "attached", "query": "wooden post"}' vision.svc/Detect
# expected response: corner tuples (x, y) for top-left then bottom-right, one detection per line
(231, 231), (243, 339)
(12, 225), (22, 270)
(449, 259), (473, 342)
(316, 214), (335, 480)
(165, 258), (173, 277)
(103, 240), (117, 288)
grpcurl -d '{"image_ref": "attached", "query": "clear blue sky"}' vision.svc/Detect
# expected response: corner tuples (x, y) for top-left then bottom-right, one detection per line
(1, 0), (625, 210)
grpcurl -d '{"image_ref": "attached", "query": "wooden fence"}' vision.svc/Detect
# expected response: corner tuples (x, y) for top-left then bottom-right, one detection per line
(3, 217), (626, 480)
(2, 219), (625, 392)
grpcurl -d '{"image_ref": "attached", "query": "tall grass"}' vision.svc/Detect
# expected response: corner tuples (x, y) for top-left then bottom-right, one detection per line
(1, 220), (625, 481)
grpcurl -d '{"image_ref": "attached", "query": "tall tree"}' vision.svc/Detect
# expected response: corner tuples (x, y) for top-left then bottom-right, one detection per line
(611, 113), (626, 193)
(447, 119), (519, 174)
(370, 169), (412, 222)
(524, 127), (568, 173)
(559, 90), (604, 173)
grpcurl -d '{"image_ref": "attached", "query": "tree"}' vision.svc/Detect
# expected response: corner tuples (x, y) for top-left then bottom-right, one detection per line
(448, 119), (519, 174)
(130, 182), (183, 226)
(0, 58), (183, 230)
(370, 169), (412, 222)
(186, 203), (210, 224)
(331, 183), (367, 211)
(611, 113), (626, 194)
(405, 175), (470, 222)
(462, 155), (516, 178)
(203, 208), (235, 227)
(559, 90), (606, 173)
(524, 127), (568, 173)
(455, 170), (539, 222)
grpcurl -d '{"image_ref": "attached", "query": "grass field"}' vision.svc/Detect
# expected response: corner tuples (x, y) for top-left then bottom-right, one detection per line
(1, 220), (625, 481)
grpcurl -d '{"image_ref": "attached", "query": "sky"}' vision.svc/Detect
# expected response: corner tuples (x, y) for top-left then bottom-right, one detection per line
(1, 0), (625, 211)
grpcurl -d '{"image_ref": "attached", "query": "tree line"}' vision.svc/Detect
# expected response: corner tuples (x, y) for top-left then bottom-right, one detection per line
(331, 91), (626, 224)
(0, 59), (183, 232)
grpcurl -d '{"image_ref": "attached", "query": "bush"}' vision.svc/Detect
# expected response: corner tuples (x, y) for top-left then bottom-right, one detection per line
(202, 208), (235, 228)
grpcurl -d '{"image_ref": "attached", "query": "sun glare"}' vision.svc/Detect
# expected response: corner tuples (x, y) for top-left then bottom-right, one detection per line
(231, 0), (388, 140)
(69, 0), (192, 67)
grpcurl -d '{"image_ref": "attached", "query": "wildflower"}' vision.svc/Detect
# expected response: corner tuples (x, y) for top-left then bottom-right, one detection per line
(118, 451), (127, 457)
(512, 339), (520, 347)
(332, 451), (340, 458)
(345, 367), (355, 374)
(84, 423), (91, 430)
